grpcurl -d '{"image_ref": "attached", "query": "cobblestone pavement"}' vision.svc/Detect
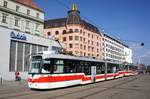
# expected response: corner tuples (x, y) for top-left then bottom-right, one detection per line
(0, 74), (150, 99)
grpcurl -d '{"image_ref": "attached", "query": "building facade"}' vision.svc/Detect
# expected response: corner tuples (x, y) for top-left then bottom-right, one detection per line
(0, 0), (50, 80)
(0, 0), (44, 36)
(124, 46), (132, 63)
(102, 33), (132, 63)
(44, 4), (103, 59)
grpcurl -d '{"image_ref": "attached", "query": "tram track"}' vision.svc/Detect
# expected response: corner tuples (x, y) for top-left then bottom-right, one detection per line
(0, 75), (141, 99)
(47, 75), (140, 99)
(77, 75), (140, 99)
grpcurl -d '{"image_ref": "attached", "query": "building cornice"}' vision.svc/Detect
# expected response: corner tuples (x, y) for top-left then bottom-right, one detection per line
(0, 6), (44, 24)
(11, 0), (44, 12)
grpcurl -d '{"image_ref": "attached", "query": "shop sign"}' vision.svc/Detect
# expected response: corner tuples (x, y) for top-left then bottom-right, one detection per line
(10, 31), (27, 41)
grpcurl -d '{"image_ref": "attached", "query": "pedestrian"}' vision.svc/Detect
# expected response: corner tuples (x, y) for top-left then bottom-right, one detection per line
(15, 71), (21, 81)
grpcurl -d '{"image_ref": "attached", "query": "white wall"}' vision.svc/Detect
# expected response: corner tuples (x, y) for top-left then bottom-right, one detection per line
(0, 26), (50, 80)
(103, 34), (124, 62)
(124, 47), (132, 63)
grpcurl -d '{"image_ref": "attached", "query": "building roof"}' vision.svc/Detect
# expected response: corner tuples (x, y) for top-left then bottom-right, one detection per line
(44, 18), (100, 33)
(45, 18), (67, 28)
(11, 0), (43, 12)
(44, 4), (100, 34)
(103, 33), (129, 48)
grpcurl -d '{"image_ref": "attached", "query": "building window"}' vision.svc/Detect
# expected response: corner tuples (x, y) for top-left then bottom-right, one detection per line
(75, 43), (78, 48)
(80, 44), (82, 49)
(83, 38), (85, 43)
(47, 32), (51, 36)
(88, 46), (90, 51)
(88, 33), (90, 37)
(9, 41), (48, 72)
(26, 21), (30, 29)
(62, 30), (67, 34)
(3, 1), (8, 8)
(16, 5), (20, 12)
(69, 44), (73, 48)
(69, 29), (73, 33)
(69, 36), (72, 40)
(9, 41), (16, 72)
(84, 45), (86, 50)
(27, 9), (30, 15)
(97, 42), (99, 46)
(83, 32), (85, 36)
(2, 14), (7, 23)
(80, 37), (82, 41)
(97, 36), (99, 40)
(17, 42), (23, 71)
(80, 29), (82, 33)
(63, 37), (66, 41)
(92, 41), (93, 45)
(15, 18), (20, 27)
(92, 47), (94, 51)
(24, 43), (30, 71)
(36, 13), (39, 18)
(75, 29), (79, 33)
(35, 23), (40, 31)
(75, 36), (78, 41)
(55, 31), (59, 35)
(97, 49), (99, 53)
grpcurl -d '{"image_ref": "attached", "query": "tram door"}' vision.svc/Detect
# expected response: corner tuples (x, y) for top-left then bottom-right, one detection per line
(91, 66), (96, 82)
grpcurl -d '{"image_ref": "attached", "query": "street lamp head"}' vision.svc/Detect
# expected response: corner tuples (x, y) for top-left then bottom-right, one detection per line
(141, 42), (144, 46)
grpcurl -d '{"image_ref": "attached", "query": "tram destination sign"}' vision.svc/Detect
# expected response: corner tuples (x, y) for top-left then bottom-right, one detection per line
(10, 31), (27, 41)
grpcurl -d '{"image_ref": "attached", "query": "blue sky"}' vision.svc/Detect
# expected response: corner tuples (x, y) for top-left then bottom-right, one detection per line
(34, 0), (150, 65)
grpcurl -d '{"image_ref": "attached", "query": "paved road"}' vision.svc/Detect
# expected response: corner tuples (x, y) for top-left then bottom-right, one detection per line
(0, 74), (150, 99)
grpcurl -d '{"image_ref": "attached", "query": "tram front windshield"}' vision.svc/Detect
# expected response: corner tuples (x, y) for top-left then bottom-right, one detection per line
(29, 56), (42, 73)
(29, 56), (51, 74)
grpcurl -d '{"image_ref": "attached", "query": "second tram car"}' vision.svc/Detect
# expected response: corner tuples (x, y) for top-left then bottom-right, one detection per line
(28, 51), (136, 89)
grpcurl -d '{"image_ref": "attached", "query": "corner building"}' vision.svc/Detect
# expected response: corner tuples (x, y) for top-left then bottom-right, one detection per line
(0, 0), (50, 80)
(44, 4), (103, 59)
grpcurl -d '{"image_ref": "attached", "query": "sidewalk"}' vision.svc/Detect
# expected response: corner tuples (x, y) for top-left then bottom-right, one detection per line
(0, 79), (28, 88)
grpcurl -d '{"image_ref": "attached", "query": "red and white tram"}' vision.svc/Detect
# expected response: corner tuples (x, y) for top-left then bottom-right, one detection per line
(28, 51), (135, 89)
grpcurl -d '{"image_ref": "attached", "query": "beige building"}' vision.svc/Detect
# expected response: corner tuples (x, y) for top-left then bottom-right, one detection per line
(44, 4), (103, 59)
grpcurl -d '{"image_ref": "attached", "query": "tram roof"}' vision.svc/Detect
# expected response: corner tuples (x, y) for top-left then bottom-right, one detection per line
(39, 52), (122, 64)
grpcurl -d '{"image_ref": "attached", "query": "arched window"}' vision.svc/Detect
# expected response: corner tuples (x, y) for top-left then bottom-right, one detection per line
(47, 32), (51, 36)
(62, 30), (67, 35)
(55, 31), (59, 35)
(80, 29), (82, 33)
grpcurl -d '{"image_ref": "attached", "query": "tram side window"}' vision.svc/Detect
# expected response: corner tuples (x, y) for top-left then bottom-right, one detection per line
(84, 62), (91, 75)
(84, 66), (91, 75)
(76, 65), (83, 73)
(54, 60), (64, 73)
(96, 63), (105, 74)
(101, 65), (105, 74)
(96, 66), (102, 74)
(119, 65), (123, 71)
(107, 66), (113, 73)
(41, 59), (51, 73)
(64, 60), (76, 73)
